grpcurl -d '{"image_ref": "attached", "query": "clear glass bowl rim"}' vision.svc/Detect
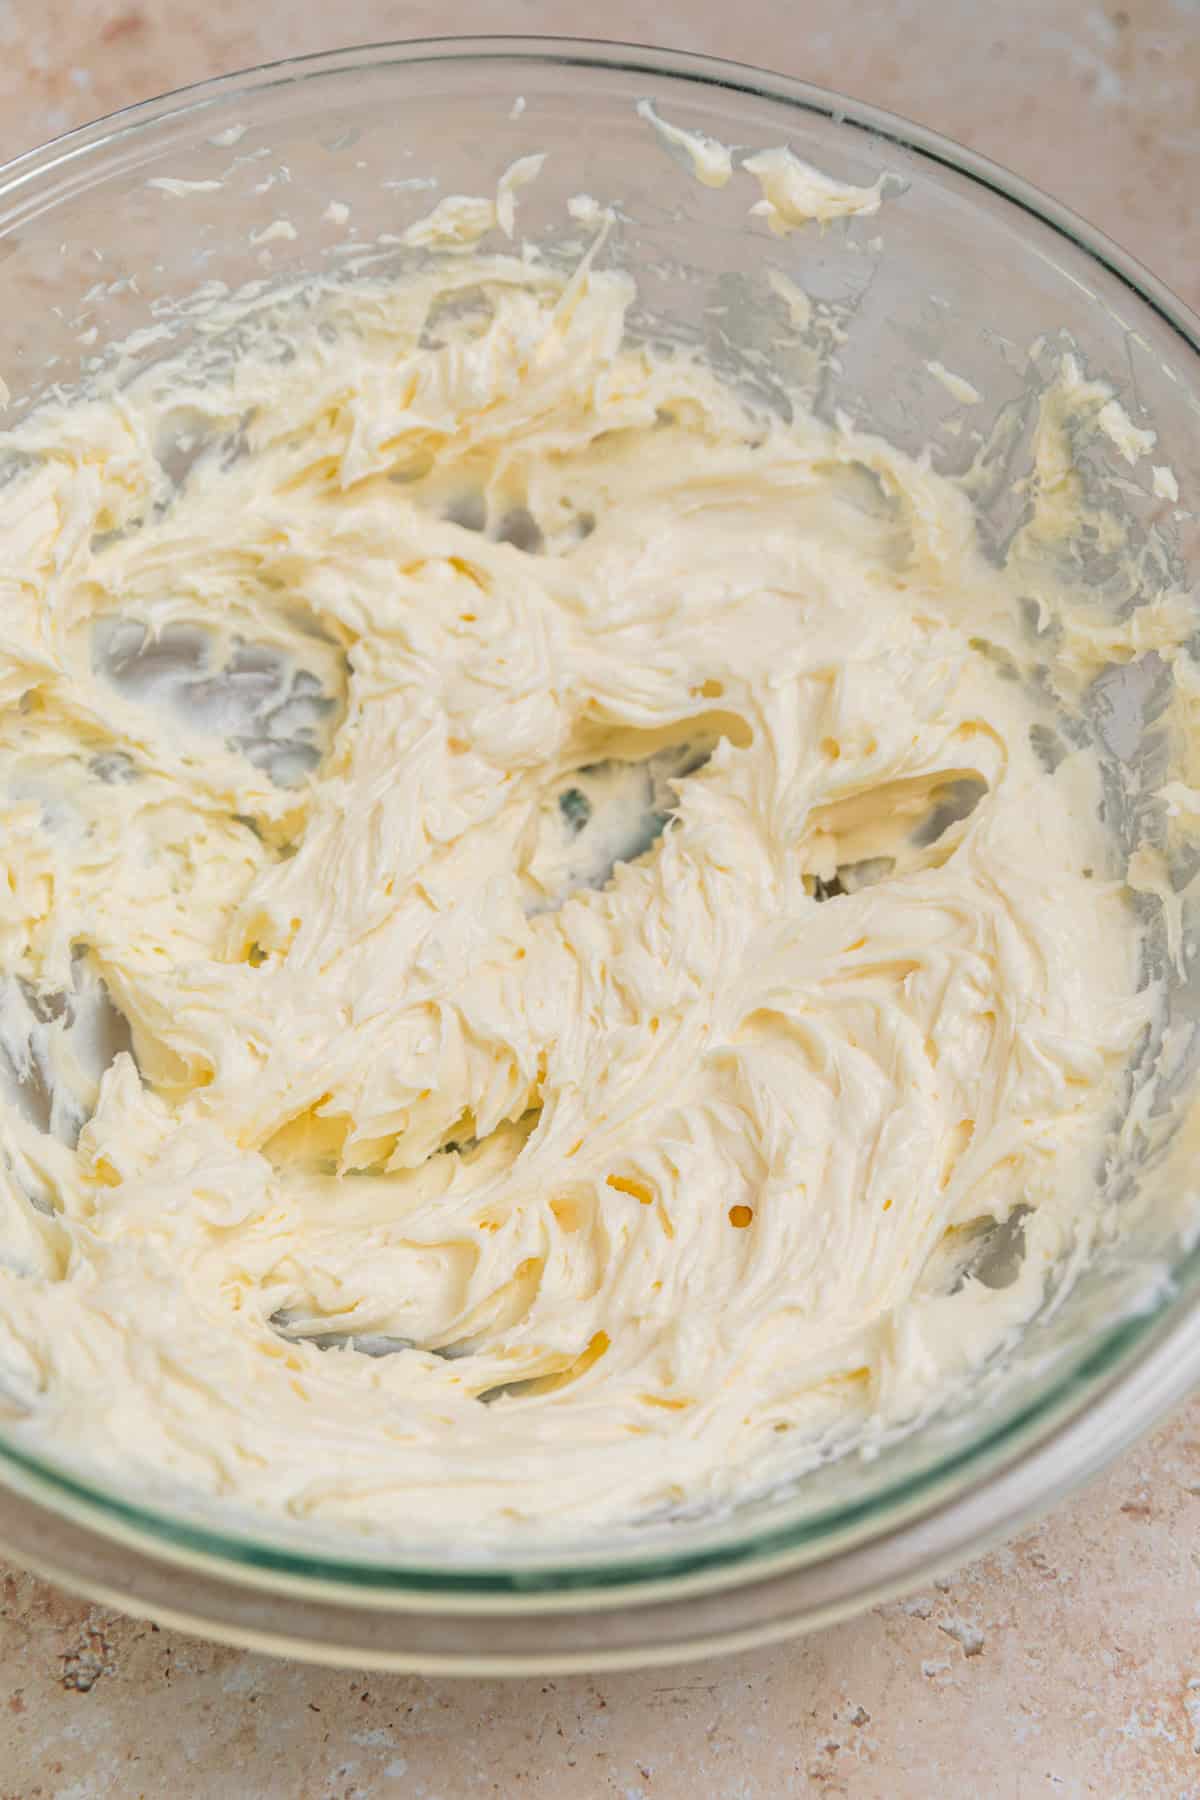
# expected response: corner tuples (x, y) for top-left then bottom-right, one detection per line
(0, 32), (1198, 1607)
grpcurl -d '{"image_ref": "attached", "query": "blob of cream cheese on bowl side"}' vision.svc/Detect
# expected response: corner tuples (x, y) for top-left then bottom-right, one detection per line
(0, 133), (1173, 1547)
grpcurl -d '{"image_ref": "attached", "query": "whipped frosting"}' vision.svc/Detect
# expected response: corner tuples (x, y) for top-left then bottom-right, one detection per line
(0, 228), (1152, 1541)
(743, 145), (886, 231)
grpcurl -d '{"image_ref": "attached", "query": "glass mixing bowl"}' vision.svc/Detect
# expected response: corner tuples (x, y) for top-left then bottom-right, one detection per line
(1, 36), (1199, 1673)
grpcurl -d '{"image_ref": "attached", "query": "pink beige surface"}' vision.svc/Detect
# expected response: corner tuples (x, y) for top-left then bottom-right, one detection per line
(0, 1), (1198, 1794)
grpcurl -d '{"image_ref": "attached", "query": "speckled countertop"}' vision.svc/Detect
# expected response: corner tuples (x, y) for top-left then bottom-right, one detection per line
(0, 2), (1199, 1794)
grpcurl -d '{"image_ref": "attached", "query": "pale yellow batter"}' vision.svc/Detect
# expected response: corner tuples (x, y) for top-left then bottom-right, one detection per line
(0, 230), (1150, 1539)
